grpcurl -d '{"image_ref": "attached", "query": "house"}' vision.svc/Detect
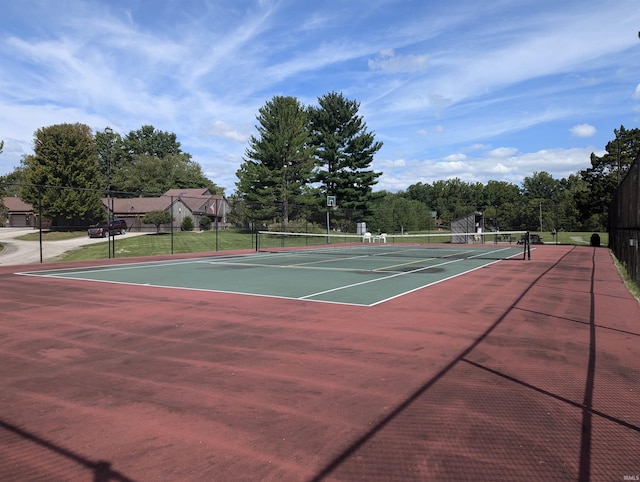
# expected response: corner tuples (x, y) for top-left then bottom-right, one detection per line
(1, 188), (230, 232)
(163, 189), (229, 229)
(102, 189), (230, 231)
(104, 196), (173, 231)
(0, 196), (51, 228)
(1, 196), (35, 227)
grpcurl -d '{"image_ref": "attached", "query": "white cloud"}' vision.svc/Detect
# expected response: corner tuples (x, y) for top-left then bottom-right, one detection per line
(1, 0), (638, 195)
(374, 146), (603, 192)
(570, 124), (597, 137)
(490, 163), (511, 174)
(377, 158), (406, 168)
(442, 153), (467, 162)
(368, 49), (430, 73)
(206, 120), (248, 143)
(489, 147), (518, 158)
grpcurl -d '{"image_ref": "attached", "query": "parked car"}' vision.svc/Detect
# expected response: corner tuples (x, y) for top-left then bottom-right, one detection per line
(517, 233), (543, 245)
(88, 219), (128, 238)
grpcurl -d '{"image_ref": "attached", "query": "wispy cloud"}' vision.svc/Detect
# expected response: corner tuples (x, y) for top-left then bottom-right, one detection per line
(368, 49), (430, 73)
(1, 0), (639, 193)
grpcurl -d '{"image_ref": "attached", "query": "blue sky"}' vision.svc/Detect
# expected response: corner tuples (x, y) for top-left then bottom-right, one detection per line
(1, 0), (639, 194)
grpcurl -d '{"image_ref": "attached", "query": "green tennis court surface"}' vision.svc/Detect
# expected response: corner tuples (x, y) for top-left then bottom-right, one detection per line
(19, 241), (526, 306)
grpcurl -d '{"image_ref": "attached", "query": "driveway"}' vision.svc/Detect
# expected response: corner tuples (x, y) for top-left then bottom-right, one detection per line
(0, 228), (146, 266)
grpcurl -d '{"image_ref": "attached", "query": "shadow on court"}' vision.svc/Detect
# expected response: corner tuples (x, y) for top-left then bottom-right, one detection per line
(0, 419), (135, 482)
(310, 246), (640, 480)
(0, 245), (638, 480)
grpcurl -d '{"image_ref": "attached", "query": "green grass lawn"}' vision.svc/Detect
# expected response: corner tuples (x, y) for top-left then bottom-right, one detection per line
(0, 229), (611, 262)
(74, 230), (605, 259)
(60, 230), (257, 261)
(532, 231), (609, 246)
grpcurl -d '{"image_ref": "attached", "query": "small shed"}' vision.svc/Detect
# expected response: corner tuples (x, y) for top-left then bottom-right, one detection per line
(451, 211), (484, 244)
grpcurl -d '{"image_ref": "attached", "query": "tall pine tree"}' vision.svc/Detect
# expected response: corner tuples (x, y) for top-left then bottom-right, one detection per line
(309, 92), (382, 218)
(579, 125), (640, 230)
(236, 96), (313, 227)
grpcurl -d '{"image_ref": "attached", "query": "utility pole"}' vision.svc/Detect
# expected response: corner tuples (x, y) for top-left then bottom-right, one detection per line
(539, 202), (543, 232)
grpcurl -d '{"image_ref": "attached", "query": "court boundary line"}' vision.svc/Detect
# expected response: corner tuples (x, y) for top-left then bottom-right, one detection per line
(14, 254), (255, 277)
(13, 248), (525, 307)
(15, 274), (376, 307)
(370, 247), (532, 306)
(18, 256), (501, 307)
(369, 259), (501, 306)
(299, 256), (478, 301)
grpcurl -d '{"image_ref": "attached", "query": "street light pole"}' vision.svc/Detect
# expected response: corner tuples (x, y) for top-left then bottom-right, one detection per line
(104, 127), (113, 258)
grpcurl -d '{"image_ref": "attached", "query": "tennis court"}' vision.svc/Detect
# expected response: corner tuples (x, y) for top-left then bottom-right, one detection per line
(16, 238), (527, 306)
(1, 242), (639, 480)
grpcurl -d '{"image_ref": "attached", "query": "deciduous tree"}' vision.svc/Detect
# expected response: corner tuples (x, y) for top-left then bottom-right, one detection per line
(103, 125), (220, 196)
(20, 123), (104, 228)
(142, 209), (173, 234)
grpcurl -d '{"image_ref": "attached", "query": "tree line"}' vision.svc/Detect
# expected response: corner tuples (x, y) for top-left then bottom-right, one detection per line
(1, 97), (638, 233)
(232, 90), (639, 234)
(1, 124), (220, 228)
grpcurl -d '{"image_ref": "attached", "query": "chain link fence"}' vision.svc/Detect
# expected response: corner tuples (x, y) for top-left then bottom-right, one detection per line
(609, 152), (640, 284)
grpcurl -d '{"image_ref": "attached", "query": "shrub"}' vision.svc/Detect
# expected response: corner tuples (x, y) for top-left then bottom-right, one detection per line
(199, 216), (212, 231)
(181, 216), (194, 231)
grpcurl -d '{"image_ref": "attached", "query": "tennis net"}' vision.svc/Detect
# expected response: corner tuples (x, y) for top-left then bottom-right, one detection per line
(256, 230), (530, 261)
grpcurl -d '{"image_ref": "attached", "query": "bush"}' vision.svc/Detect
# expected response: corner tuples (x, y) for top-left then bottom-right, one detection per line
(181, 216), (194, 231)
(199, 216), (212, 231)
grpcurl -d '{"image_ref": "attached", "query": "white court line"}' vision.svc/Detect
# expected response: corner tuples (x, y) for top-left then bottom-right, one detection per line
(369, 260), (501, 306)
(16, 253), (270, 278)
(15, 247), (524, 306)
(206, 260), (380, 273)
(17, 271), (374, 307)
(300, 246), (524, 302)
(298, 257), (467, 300)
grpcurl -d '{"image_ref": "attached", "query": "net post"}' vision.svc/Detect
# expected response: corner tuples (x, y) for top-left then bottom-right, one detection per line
(523, 230), (531, 260)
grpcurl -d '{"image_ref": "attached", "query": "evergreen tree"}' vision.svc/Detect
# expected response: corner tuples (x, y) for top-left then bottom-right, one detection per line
(579, 126), (640, 230)
(309, 92), (382, 218)
(236, 96), (313, 227)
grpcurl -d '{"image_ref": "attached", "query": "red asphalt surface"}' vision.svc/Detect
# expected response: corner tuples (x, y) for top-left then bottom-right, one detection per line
(0, 245), (638, 481)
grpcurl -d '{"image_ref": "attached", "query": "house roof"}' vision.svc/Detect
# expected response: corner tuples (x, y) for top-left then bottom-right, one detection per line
(2, 196), (34, 212)
(162, 189), (226, 216)
(164, 188), (212, 198)
(105, 197), (171, 215)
